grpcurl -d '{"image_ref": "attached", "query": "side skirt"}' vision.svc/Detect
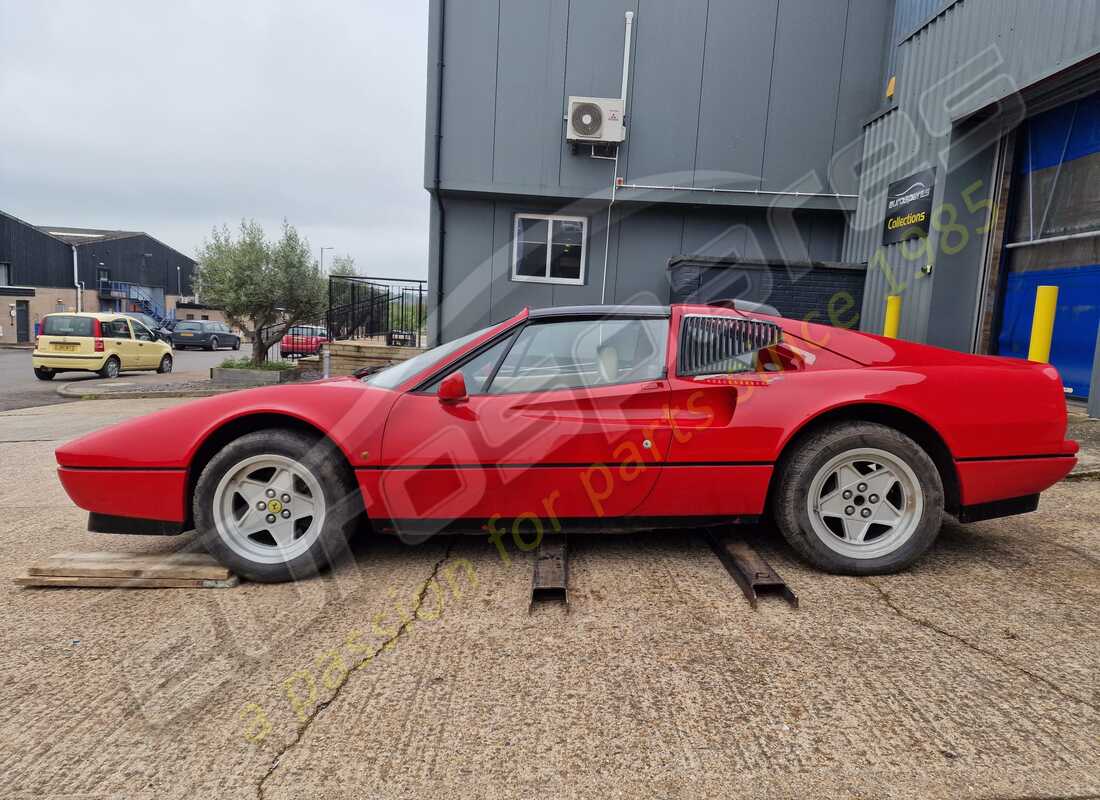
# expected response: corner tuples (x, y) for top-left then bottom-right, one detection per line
(380, 515), (761, 536)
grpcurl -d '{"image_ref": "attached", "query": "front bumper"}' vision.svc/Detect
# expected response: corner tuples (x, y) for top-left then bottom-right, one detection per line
(57, 466), (188, 523)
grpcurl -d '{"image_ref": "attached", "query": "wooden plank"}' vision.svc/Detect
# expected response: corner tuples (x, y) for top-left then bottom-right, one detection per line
(14, 574), (240, 589)
(27, 551), (231, 580)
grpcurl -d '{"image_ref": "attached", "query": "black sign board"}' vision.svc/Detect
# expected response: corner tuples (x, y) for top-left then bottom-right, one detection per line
(882, 168), (935, 245)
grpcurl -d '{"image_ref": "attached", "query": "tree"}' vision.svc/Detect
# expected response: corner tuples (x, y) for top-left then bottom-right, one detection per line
(196, 220), (326, 364)
(328, 254), (358, 310)
(328, 254), (357, 277)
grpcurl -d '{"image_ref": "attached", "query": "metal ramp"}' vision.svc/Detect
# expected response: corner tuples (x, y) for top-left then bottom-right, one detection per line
(708, 532), (798, 609)
(530, 535), (568, 609)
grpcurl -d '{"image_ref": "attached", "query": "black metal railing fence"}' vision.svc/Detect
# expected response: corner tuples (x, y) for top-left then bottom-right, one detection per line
(327, 276), (426, 348)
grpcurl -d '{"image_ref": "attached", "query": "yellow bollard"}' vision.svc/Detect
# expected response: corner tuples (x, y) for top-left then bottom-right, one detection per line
(883, 295), (902, 339)
(1027, 285), (1059, 363)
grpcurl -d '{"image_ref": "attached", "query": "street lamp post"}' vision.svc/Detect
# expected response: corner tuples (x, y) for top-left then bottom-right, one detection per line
(320, 246), (334, 274)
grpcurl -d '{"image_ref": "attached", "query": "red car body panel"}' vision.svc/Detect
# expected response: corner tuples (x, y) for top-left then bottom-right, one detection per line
(55, 304), (1078, 529)
(57, 468), (189, 522)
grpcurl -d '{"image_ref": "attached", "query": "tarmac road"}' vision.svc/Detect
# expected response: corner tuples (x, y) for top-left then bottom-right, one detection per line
(0, 344), (252, 411)
(0, 398), (1097, 799)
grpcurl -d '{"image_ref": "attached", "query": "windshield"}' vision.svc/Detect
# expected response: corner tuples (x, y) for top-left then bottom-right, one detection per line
(364, 325), (495, 389)
(42, 315), (95, 337)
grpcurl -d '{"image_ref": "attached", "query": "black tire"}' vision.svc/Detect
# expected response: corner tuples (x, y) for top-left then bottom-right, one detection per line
(98, 356), (121, 379)
(33, 367), (55, 381)
(208, 336), (219, 351)
(193, 428), (362, 582)
(232, 338), (240, 351)
(772, 421), (944, 575)
(157, 354), (173, 374)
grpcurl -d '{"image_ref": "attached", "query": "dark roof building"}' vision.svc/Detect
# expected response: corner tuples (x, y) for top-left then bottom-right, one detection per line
(0, 209), (198, 343)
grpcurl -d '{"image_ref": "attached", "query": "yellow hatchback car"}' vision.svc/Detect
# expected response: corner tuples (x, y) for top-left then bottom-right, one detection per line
(32, 312), (173, 380)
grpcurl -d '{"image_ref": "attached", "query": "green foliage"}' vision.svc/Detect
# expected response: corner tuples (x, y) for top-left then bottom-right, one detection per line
(219, 357), (297, 371)
(328, 254), (357, 277)
(196, 220), (326, 363)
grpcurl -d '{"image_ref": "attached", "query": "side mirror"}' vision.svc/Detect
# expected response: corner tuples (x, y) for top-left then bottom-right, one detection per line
(437, 371), (468, 403)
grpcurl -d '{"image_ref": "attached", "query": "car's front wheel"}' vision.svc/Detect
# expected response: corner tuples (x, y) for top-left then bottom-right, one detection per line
(193, 429), (362, 582)
(772, 421), (944, 575)
(157, 354), (173, 374)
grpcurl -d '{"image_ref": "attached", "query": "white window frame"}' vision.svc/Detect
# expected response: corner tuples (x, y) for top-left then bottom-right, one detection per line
(511, 213), (587, 286)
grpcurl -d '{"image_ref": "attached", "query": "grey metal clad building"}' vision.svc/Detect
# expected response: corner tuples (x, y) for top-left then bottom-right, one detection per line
(425, 0), (895, 342)
(845, 0), (1100, 397)
(425, 0), (1100, 397)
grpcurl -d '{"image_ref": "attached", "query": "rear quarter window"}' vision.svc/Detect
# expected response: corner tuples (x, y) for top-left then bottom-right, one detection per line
(41, 316), (95, 337)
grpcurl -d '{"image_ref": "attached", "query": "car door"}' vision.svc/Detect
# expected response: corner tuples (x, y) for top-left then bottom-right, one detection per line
(130, 320), (160, 367)
(642, 308), (799, 518)
(102, 318), (138, 369)
(378, 315), (673, 524)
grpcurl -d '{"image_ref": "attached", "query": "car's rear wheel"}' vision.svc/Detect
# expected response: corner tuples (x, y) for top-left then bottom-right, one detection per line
(33, 367), (54, 381)
(772, 421), (943, 575)
(193, 428), (361, 582)
(157, 354), (173, 374)
(208, 336), (219, 351)
(99, 356), (121, 379)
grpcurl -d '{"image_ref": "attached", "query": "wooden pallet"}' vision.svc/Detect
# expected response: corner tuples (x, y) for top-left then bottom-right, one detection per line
(14, 551), (238, 589)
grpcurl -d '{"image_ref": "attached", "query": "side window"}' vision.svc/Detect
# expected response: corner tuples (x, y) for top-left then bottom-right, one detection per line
(423, 334), (515, 395)
(105, 319), (132, 339)
(133, 322), (155, 342)
(488, 318), (668, 394)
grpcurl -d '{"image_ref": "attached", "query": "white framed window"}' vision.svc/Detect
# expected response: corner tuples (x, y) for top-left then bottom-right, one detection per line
(511, 213), (587, 285)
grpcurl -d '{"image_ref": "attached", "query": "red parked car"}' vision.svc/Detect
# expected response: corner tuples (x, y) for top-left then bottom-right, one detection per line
(281, 325), (329, 357)
(55, 304), (1077, 582)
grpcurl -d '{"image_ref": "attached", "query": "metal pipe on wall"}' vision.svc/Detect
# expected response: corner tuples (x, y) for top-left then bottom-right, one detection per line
(71, 246), (81, 312)
(600, 10), (634, 306)
(432, 0), (447, 345)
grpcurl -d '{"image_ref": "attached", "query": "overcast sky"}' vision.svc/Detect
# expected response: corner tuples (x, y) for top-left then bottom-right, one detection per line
(0, 1), (429, 280)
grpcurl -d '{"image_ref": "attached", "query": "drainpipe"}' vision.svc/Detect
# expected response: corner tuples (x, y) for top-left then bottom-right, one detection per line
(600, 11), (634, 305)
(431, 0), (446, 345)
(71, 246), (82, 312)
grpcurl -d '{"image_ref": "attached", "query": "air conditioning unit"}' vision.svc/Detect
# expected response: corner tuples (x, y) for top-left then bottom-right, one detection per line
(566, 96), (625, 143)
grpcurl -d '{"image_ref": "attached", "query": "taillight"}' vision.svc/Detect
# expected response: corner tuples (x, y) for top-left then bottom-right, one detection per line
(93, 319), (103, 337)
(94, 339), (104, 352)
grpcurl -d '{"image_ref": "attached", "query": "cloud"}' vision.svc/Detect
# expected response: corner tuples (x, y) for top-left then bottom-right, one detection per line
(0, 0), (429, 280)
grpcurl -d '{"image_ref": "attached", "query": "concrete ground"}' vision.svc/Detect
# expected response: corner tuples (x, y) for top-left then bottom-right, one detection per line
(0, 399), (1097, 800)
(0, 344), (253, 411)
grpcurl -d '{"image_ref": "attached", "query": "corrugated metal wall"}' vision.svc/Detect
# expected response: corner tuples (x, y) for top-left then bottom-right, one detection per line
(845, 0), (1100, 341)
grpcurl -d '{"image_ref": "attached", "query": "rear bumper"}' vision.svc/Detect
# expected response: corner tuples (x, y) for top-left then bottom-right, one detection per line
(955, 455), (1076, 507)
(32, 353), (107, 371)
(57, 466), (188, 524)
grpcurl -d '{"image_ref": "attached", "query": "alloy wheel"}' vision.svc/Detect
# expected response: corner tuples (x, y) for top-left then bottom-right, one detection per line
(806, 447), (924, 560)
(212, 454), (327, 564)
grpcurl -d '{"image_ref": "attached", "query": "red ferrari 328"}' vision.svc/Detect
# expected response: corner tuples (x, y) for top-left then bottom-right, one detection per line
(55, 303), (1077, 582)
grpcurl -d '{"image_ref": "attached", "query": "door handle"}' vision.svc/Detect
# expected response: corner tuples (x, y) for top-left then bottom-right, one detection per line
(639, 381), (664, 391)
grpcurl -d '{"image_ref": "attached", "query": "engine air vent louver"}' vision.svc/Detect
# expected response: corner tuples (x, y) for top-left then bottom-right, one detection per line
(678, 315), (783, 377)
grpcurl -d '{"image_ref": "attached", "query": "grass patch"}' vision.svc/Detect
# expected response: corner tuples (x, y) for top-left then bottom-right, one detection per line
(218, 358), (297, 371)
